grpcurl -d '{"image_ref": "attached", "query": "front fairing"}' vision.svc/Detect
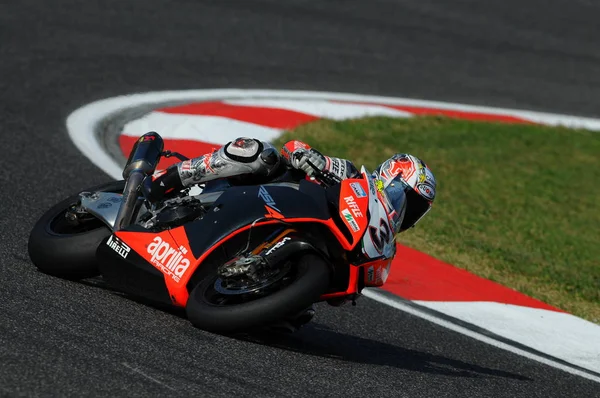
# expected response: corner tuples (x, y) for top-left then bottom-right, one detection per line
(360, 167), (401, 261)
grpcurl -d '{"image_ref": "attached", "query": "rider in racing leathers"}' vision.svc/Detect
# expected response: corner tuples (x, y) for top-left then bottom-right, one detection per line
(144, 137), (436, 233)
(143, 137), (437, 330)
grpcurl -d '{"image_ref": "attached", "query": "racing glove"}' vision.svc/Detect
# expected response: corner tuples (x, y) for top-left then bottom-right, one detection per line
(281, 140), (357, 180)
(281, 140), (324, 176)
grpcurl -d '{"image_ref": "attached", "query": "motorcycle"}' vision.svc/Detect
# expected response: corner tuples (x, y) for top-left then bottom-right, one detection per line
(28, 132), (401, 333)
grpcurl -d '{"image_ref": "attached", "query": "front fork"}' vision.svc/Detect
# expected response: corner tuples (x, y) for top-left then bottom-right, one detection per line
(218, 228), (317, 281)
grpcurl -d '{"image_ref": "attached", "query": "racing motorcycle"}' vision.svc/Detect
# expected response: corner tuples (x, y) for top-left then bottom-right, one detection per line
(28, 132), (401, 333)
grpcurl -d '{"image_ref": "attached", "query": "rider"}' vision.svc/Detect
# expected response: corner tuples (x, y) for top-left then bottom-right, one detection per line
(144, 137), (437, 235)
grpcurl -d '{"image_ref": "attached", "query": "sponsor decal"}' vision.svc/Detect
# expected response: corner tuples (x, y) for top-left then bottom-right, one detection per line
(343, 195), (363, 218)
(417, 183), (435, 200)
(106, 234), (130, 259)
(180, 160), (192, 172)
(368, 177), (378, 196)
(98, 202), (112, 209)
(342, 208), (360, 232)
(424, 168), (436, 185)
(146, 236), (191, 282)
(265, 237), (291, 256)
(350, 182), (367, 198)
(258, 186), (281, 212)
(139, 135), (155, 142)
(375, 179), (385, 193)
(364, 259), (392, 285)
(329, 158), (347, 178)
(202, 153), (215, 173)
(264, 205), (284, 219)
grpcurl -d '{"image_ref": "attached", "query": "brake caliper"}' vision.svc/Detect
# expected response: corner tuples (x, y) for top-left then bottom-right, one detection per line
(218, 255), (266, 282)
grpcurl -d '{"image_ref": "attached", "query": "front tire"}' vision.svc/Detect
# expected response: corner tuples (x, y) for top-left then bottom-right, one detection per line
(186, 253), (330, 333)
(28, 181), (125, 280)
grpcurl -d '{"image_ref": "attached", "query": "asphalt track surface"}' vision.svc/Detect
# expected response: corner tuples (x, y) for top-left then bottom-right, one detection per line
(1, 1), (599, 397)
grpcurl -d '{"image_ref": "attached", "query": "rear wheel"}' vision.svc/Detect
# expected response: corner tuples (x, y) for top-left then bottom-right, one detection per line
(28, 181), (125, 280)
(186, 253), (330, 333)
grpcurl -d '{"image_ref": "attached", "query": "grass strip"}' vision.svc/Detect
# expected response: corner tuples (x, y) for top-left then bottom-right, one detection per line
(274, 116), (600, 323)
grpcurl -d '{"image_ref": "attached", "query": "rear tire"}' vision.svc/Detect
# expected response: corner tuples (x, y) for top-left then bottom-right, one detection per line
(28, 181), (125, 280)
(186, 253), (330, 333)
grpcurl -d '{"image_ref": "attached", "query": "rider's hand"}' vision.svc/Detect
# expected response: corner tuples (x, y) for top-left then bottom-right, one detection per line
(281, 140), (351, 183)
(290, 148), (327, 177)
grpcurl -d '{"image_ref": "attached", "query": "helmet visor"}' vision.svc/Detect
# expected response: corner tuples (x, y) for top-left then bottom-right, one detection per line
(381, 176), (408, 235)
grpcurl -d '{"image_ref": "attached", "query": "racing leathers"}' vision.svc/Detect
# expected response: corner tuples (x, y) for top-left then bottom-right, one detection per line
(144, 137), (358, 202)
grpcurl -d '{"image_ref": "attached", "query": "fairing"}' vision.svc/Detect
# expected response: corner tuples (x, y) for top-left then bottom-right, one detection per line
(96, 169), (401, 307)
(98, 179), (341, 307)
(360, 167), (401, 262)
(337, 179), (370, 247)
(182, 180), (330, 259)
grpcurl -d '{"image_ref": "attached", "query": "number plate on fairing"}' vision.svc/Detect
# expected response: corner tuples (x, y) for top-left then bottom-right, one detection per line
(360, 167), (396, 260)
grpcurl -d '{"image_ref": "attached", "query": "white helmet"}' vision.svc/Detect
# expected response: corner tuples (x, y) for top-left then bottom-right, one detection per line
(373, 154), (436, 233)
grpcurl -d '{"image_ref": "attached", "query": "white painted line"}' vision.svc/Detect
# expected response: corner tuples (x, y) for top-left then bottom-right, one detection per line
(414, 301), (600, 374)
(122, 112), (281, 144)
(363, 289), (600, 384)
(223, 98), (413, 120)
(67, 103), (124, 180)
(121, 362), (176, 391)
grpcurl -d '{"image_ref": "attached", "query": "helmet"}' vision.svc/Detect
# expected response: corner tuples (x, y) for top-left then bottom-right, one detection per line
(374, 154), (436, 233)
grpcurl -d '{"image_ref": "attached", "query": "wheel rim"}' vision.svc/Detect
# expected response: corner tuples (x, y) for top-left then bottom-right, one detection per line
(202, 262), (296, 306)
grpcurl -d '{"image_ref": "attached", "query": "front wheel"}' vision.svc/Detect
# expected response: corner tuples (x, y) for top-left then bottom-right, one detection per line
(186, 253), (330, 333)
(28, 181), (125, 280)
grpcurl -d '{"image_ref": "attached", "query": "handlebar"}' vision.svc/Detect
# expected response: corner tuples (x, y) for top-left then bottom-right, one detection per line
(305, 159), (343, 188)
(161, 150), (190, 161)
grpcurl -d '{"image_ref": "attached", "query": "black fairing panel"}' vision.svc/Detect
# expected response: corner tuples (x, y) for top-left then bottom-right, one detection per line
(96, 235), (172, 305)
(185, 180), (331, 259)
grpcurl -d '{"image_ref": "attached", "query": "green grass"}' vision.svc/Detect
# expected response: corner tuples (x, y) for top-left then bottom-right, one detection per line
(274, 116), (600, 323)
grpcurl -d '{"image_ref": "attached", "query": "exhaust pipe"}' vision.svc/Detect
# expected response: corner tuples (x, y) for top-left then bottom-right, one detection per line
(114, 132), (164, 230)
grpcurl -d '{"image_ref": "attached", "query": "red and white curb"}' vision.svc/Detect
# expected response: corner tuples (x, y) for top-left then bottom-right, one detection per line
(67, 89), (600, 381)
